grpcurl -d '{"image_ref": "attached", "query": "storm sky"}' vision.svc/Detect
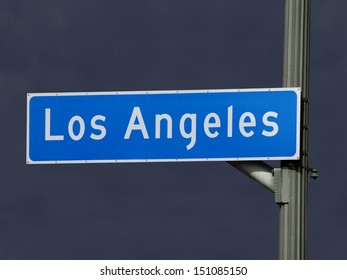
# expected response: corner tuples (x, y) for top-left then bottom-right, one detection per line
(1, 0), (346, 259)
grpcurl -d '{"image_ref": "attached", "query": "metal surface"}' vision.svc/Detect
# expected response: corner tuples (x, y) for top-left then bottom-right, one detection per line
(228, 161), (276, 193)
(229, 0), (311, 259)
(279, 0), (311, 260)
(27, 88), (300, 164)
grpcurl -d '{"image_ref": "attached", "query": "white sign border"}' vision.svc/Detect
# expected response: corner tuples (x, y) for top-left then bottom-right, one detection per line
(26, 87), (301, 164)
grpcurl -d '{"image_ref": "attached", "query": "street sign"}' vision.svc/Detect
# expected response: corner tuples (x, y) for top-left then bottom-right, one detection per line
(26, 88), (300, 164)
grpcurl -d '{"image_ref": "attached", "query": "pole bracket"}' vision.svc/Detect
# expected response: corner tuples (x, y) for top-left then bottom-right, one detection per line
(274, 168), (290, 204)
(227, 161), (276, 193)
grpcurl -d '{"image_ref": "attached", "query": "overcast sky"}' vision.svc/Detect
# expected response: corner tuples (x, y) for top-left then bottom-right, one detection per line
(1, 0), (346, 260)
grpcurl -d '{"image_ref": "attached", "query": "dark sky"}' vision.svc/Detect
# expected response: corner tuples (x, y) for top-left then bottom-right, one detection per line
(1, 0), (346, 259)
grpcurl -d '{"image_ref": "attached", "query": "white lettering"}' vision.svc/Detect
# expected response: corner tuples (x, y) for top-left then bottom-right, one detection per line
(155, 114), (172, 139)
(68, 116), (85, 141)
(204, 113), (220, 138)
(45, 108), (64, 141)
(239, 112), (256, 137)
(262, 111), (279, 137)
(90, 115), (107, 140)
(227, 106), (233, 138)
(124, 107), (149, 139)
(179, 113), (196, 150)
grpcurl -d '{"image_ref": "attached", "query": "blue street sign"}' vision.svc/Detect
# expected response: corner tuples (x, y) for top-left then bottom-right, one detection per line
(26, 88), (300, 164)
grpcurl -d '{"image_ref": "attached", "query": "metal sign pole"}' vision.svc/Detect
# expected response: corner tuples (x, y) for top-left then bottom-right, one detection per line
(229, 0), (311, 259)
(279, 0), (311, 259)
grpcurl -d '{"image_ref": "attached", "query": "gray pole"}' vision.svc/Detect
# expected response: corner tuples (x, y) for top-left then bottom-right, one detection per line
(229, 0), (311, 259)
(279, 0), (311, 259)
